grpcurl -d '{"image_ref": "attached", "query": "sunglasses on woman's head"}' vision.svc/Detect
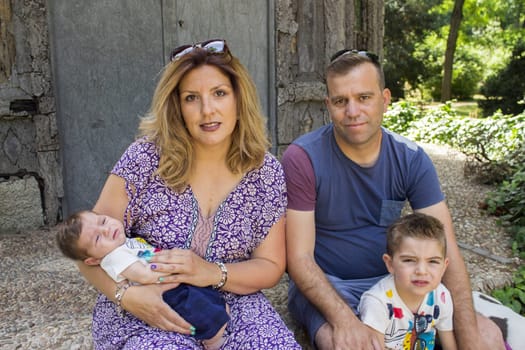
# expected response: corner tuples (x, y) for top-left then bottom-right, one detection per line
(330, 49), (379, 64)
(170, 39), (229, 62)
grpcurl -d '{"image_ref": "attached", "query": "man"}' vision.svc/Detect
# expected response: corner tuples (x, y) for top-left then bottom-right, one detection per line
(282, 50), (505, 350)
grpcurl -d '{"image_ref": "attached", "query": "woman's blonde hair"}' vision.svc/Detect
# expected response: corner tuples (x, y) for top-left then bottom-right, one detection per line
(138, 46), (270, 192)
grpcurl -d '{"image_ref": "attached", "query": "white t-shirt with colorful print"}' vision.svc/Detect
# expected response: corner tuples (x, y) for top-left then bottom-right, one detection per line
(358, 274), (453, 350)
(100, 237), (157, 282)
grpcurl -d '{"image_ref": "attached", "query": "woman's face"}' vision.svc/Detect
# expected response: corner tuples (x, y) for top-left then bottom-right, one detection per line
(178, 64), (237, 150)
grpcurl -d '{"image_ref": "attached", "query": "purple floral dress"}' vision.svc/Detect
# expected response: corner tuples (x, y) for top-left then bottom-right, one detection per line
(92, 139), (300, 349)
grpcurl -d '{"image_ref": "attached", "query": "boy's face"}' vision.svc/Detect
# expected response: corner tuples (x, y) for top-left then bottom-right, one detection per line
(383, 237), (449, 304)
(77, 212), (126, 265)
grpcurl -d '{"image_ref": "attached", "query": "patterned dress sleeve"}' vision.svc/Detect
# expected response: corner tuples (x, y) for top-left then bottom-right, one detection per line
(110, 138), (159, 198)
(250, 153), (287, 244)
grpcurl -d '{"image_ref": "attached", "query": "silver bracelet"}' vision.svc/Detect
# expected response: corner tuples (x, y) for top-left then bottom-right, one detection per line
(212, 262), (228, 289)
(115, 281), (131, 316)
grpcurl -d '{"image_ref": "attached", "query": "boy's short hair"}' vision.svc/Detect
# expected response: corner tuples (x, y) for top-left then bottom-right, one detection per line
(386, 212), (447, 257)
(56, 210), (91, 260)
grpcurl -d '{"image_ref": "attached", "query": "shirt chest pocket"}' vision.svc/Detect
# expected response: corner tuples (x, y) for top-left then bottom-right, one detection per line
(379, 200), (406, 227)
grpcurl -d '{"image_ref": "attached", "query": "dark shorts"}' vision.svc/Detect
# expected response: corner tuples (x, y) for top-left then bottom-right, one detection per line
(287, 274), (387, 346)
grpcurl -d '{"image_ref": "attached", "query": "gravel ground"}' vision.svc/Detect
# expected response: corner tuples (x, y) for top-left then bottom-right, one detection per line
(0, 143), (519, 350)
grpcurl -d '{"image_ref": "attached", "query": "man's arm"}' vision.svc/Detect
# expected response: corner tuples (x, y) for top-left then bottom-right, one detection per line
(286, 209), (381, 350)
(416, 201), (489, 350)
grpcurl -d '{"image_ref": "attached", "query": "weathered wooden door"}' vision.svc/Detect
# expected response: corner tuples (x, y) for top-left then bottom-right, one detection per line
(48, 1), (275, 216)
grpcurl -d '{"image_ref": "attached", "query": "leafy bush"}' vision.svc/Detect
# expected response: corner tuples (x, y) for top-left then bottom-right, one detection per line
(491, 265), (525, 315)
(479, 41), (525, 117)
(415, 43), (484, 101)
(485, 166), (525, 257)
(383, 101), (423, 133)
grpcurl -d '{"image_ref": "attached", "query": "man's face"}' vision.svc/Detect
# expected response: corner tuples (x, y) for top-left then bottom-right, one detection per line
(325, 62), (390, 153)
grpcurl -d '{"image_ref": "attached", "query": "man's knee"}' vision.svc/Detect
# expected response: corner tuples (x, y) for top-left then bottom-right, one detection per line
(476, 313), (506, 350)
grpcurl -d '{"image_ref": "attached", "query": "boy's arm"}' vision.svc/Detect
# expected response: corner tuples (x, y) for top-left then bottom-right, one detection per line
(121, 261), (172, 285)
(438, 330), (458, 350)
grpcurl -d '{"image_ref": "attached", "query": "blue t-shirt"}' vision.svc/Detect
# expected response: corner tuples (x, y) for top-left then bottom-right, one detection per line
(282, 124), (444, 279)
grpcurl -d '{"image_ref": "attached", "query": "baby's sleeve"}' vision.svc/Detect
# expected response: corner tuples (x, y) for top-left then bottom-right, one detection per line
(100, 245), (141, 283)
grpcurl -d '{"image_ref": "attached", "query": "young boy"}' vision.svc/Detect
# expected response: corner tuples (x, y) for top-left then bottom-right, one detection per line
(358, 213), (457, 350)
(56, 210), (229, 350)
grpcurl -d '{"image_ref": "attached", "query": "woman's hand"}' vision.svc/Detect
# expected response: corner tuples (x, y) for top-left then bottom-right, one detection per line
(121, 283), (194, 334)
(149, 248), (220, 287)
(151, 216), (286, 294)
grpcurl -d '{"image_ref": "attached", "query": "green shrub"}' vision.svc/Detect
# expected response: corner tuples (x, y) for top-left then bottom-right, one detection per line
(491, 265), (525, 315)
(383, 101), (423, 133)
(479, 41), (525, 117)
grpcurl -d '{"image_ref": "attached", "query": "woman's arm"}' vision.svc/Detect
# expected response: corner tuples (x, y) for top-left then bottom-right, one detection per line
(76, 174), (130, 300)
(79, 174), (192, 333)
(151, 216), (287, 295)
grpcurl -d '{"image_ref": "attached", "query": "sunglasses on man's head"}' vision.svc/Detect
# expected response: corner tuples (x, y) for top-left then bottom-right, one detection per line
(330, 49), (379, 64)
(170, 39), (229, 62)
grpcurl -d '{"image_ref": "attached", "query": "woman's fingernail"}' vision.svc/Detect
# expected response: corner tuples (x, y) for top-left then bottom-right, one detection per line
(144, 256), (152, 262)
(190, 326), (196, 335)
(158, 277), (164, 283)
(150, 264), (157, 270)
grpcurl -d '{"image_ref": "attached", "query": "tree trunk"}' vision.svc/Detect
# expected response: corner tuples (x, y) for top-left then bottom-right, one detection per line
(276, 0), (384, 155)
(441, 0), (465, 102)
(0, 0), (16, 83)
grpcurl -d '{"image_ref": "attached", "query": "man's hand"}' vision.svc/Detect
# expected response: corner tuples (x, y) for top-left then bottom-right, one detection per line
(315, 314), (382, 350)
(333, 321), (382, 350)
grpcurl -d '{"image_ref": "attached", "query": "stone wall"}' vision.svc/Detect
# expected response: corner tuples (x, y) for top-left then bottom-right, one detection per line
(0, 0), (61, 232)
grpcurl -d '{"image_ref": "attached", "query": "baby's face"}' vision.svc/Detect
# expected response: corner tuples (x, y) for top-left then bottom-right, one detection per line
(77, 212), (126, 260)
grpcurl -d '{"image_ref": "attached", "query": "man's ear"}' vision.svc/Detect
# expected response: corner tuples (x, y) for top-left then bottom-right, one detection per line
(84, 257), (101, 266)
(383, 253), (395, 274)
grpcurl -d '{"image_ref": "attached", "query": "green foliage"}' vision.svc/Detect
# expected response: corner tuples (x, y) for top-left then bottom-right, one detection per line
(384, 0), (524, 102)
(485, 160), (525, 256)
(416, 43), (484, 101)
(406, 104), (461, 144)
(491, 265), (525, 314)
(384, 0), (445, 100)
(383, 101), (423, 133)
(479, 41), (525, 117)
(385, 101), (525, 314)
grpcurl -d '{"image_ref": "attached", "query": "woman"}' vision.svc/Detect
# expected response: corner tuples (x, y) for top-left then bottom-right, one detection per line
(78, 39), (300, 349)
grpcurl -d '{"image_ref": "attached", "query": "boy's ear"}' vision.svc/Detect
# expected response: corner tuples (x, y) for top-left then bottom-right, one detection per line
(444, 257), (450, 269)
(383, 253), (395, 274)
(84, 257), (101, 266)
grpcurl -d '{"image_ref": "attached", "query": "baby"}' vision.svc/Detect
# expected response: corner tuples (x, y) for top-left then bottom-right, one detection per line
(358, 213), (457, 350)
(56, 210), (229, 349)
